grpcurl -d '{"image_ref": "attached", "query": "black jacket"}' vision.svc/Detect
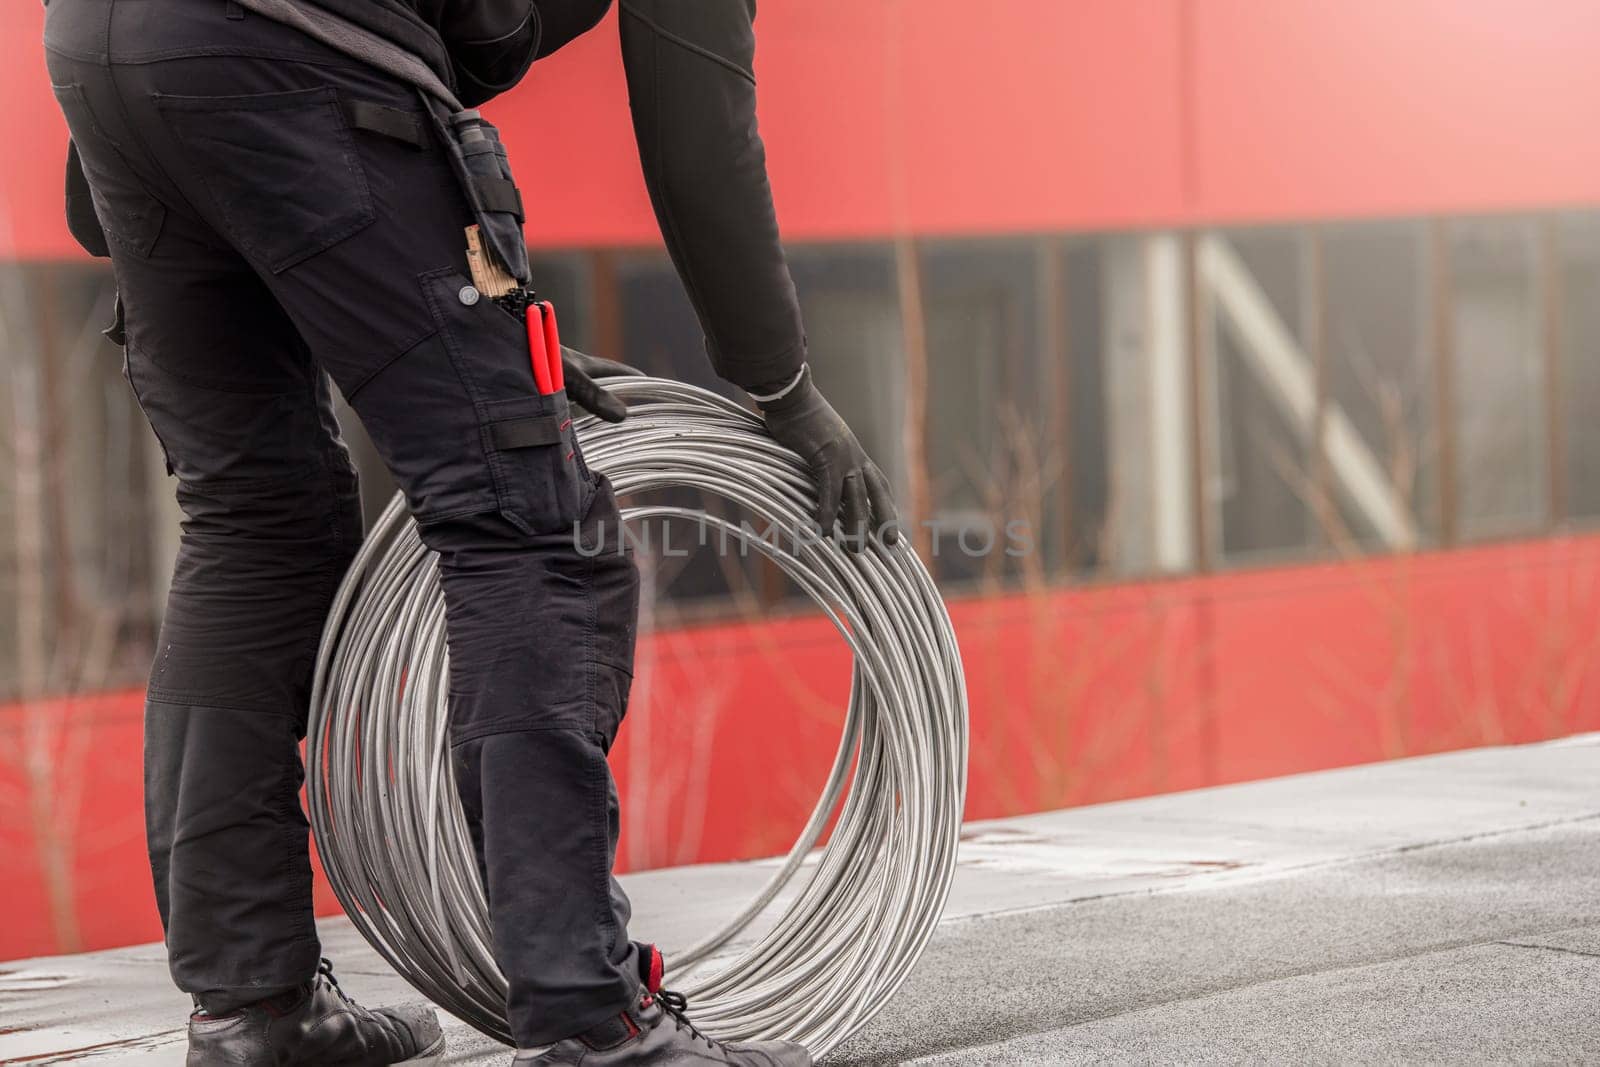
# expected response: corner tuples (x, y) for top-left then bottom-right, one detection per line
(305, 0), (806, 391)
(296, 0), (598, 107)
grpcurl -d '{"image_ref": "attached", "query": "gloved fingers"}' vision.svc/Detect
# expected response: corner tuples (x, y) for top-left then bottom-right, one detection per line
(839, 470), (872, 552)
(814, 460), (844, 541)
(864, 463), (900, 546)
(562, 345), (646, 380)
(565, 366), (630, 423)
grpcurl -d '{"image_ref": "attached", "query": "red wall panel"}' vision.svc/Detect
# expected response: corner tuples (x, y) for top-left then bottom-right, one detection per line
(9, 1), (1600, 259)
(887, 1), (1186, 236)
(0, 2), (72, 261)
(1189, 0), (1600, 223)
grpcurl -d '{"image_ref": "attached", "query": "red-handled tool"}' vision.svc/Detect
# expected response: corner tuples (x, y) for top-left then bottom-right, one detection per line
(540, 301), (564, 393)
(524, 302), (564, 395)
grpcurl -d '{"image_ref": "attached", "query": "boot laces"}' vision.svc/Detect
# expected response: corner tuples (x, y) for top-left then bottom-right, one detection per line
(656, 988), (721, 1051)
(316, 958), (415, 1051)
(317, 958), (361, 1007)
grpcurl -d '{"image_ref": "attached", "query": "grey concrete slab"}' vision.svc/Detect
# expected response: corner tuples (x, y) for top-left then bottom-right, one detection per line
(941, 730), (1600, 920)
(4, 736), (1598, 1066)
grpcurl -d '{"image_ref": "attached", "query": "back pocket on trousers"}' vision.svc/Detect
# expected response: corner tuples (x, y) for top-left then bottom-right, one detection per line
(156, 86), (374, 272)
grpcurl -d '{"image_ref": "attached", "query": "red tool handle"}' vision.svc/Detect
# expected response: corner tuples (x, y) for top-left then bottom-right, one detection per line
(525, 302), (565, 395)
(526, 303), (553, 394)
(540, 301), (564, 393)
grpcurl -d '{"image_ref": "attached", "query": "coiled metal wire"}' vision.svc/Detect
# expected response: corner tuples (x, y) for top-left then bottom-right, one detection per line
(307, 378), (968, 1058)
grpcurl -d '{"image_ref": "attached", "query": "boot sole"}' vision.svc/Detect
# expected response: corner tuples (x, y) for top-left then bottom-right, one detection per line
(398, 1035), (446, 1065)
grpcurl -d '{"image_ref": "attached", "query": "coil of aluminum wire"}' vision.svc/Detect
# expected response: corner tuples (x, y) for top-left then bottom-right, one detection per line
(307, 377), (968, 1058)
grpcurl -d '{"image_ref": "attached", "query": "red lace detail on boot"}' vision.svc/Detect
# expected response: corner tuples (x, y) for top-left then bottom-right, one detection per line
(647, 944), (665, 994)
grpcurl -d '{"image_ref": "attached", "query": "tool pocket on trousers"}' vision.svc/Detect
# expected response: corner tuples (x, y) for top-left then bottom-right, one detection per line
(51, 84), (165, 258)
(422, 269), (593, 535)
(156, 86), (375, 273)
(482, 392), (592, 536)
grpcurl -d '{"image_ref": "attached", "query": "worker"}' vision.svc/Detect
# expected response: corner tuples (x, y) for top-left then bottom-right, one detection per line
(40, 0), (898, 1063)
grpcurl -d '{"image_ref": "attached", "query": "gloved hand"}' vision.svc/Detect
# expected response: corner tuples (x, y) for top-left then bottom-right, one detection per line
(757, 369), (899, 549)
(562, 346), (643, 423)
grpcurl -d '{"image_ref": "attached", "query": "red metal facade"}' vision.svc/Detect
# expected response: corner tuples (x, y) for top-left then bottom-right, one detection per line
(6, 1), (1600, 257)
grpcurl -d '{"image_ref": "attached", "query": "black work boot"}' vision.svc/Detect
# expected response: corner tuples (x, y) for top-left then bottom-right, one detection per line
(186, 958), (444, 1066)
(512, 945), (810, 1066)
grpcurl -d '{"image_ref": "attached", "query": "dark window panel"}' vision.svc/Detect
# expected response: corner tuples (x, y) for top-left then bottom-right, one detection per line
(1322, 220), (1439, 549)
(1449, 219), (1547, 540)
(0, 261), (157, 699)
(919, 239), (1045, 583)
(1560, 213), (1600, 522)
(788, 246), (906, 496)
(616, 251), (731, 397)
(1208, 228), (1317, 564)
(528, 252), (593, 353)
(1062, 239), (1110, 574)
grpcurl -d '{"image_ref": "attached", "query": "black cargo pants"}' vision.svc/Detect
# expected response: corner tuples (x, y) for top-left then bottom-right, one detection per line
(44, 0), (641, 1045)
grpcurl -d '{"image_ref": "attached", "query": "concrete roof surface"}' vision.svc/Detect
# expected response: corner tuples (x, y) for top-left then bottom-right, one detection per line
(4, 734), (1598, 1065)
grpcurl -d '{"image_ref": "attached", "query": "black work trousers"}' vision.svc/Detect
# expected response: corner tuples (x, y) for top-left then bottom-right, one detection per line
(44, 0), (641, 1045)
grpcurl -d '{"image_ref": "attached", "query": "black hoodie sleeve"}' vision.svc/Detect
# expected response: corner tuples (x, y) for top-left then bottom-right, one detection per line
(619, 0), (806, 394)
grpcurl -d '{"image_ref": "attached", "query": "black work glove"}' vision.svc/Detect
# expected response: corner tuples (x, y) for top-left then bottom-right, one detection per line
(757, 370), (900, 549)
(562, 346), (642, 423)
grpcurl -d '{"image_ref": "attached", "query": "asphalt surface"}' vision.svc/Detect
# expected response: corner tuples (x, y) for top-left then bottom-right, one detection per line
(5, 735), (1598, 1065)
(844, 820), (1600, 1064)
